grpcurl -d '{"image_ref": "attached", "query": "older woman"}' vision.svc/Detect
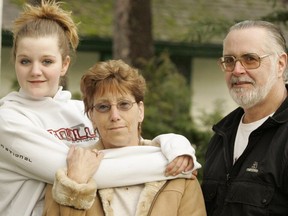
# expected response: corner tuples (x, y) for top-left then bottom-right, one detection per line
(43, 60), (206, 216)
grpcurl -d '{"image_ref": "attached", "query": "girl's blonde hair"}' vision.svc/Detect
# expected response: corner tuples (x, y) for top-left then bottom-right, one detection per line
(12, 0), (78, 61)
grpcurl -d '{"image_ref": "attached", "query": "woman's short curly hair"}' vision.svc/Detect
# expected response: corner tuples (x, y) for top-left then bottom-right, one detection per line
(80, 59), (146, 116)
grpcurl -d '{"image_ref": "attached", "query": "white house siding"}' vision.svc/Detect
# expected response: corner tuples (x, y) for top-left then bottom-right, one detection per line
(66, 52), (101, 95)
(191, 57), (237, 125)
(0, 47), (14, 97)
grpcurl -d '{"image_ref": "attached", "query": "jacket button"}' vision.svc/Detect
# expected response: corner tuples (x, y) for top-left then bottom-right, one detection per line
(261, 199), (267, 204)
(208, 193), (214, 199)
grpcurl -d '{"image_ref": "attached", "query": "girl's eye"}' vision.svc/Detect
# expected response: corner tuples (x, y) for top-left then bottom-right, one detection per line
(20, 59), (30, 65)
(42, 59), (53, 65)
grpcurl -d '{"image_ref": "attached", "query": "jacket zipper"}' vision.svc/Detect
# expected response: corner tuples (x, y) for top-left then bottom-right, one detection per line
(146, 181), (169, 215)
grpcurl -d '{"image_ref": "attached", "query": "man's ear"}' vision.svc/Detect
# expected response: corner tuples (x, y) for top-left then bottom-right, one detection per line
(278, 52), (287, 78)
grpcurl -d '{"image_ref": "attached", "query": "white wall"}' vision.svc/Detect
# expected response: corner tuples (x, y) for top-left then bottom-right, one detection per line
(191, 57), (237, 124)
(1, 47), (14, 97)
(66, 52), (101, 95)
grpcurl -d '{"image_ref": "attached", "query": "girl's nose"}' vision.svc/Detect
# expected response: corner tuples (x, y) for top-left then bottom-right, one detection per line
(30, 63), (42, 76)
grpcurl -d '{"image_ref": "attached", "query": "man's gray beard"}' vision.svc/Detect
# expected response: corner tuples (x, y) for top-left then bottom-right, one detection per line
(229, 71), (277, 109)
(230, 87), (263, 109)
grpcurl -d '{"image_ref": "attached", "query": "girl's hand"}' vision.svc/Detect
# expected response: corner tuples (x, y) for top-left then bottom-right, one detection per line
(165, 155), (196, 178)
(66, 146), (104, 183)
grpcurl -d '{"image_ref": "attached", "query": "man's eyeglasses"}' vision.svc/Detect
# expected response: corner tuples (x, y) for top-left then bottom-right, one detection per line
(218, 53), (271, 72)
(92, 100), (137, 113)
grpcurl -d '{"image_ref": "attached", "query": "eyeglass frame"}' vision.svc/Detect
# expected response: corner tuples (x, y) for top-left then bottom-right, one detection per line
(92, 100), (138, 113)
(218, 53), (271, 72)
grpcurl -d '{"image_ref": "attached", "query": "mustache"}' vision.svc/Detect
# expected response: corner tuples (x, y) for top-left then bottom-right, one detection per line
(230, 76), (255, 85)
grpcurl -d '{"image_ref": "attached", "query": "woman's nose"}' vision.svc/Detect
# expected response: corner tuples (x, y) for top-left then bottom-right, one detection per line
(109, 105), (121, 121)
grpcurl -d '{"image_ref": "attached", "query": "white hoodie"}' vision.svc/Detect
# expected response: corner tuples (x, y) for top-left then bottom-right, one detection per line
(0, 88), (200, 216)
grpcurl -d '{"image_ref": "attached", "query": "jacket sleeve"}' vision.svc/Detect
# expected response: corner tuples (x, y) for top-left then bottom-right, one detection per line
(152, 133), (201, 171)
(52, 168), (97, 210)
(43, 184), (94, 216)
(178, 179), (207, 216)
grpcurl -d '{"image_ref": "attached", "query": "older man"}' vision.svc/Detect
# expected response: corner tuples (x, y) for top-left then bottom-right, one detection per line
(202, 20), (288, 216)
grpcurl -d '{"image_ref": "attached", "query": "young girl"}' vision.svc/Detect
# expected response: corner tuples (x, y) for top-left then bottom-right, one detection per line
(0, 1), (200, 215)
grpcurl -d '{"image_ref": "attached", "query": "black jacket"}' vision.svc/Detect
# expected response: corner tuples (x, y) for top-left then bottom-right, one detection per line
(202, 94), (288, 216)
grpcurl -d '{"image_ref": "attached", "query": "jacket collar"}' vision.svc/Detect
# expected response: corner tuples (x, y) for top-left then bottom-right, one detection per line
(98, 181), (166, 216)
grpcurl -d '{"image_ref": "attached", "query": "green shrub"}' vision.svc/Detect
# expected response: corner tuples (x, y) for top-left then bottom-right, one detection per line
(141, 53), (193, 139)
(141, 53), (224, 181)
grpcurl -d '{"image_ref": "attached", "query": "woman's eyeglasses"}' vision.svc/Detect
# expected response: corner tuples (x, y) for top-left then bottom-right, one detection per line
(218, 53), (271, 72)
(92, 100), (137, 113)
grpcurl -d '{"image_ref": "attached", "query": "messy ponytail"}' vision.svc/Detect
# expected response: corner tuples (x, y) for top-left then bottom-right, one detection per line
(12, 0), (79, 60)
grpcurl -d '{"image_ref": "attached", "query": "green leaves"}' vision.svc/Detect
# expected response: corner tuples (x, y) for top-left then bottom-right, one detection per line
(141, 53), (193, 139)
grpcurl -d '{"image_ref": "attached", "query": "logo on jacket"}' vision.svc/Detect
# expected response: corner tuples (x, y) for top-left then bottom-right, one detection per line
(246, 161), (259, 173)
(47, 124), (97, 143)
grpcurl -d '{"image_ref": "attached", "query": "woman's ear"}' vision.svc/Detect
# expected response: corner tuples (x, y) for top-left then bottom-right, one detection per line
(138, 101), (144, 122)
(61, 55), (71, 76)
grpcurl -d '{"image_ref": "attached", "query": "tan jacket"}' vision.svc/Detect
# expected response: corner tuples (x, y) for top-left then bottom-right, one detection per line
(43, 178), (206, 216)
(43, 140), (206, 216)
